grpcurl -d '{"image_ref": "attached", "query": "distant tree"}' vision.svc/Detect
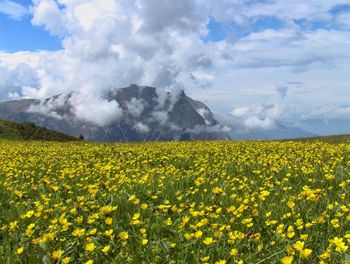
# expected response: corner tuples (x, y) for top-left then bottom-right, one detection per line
(79, 134), (84, 141)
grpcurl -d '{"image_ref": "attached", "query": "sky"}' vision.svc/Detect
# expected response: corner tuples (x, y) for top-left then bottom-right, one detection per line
(0, 0), (350, 133)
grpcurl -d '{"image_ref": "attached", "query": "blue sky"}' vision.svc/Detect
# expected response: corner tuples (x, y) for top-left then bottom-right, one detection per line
(1, 0), (350, 134)
(0, 0), (61, 51)
(0, 14), (61, 51)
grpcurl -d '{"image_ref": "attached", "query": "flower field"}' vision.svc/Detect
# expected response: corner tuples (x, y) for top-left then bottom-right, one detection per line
(0, 140), (350, 264)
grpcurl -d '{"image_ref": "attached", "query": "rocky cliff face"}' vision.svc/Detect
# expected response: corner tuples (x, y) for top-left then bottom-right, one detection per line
(0, 85), (230, 142)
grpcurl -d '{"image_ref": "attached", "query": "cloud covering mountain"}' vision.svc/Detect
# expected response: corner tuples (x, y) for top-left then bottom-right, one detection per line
(0, 1), (350, 134)
(0, 84), (230, 141)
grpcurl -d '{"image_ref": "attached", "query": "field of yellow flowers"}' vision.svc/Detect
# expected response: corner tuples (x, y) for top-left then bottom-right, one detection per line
(0, 140), (350, 264)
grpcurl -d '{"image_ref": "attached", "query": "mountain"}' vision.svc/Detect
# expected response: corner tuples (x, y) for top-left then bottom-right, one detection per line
(228, 123), (316, 140)
(0, 119), (79, 141)
(0, 85), (229, 142)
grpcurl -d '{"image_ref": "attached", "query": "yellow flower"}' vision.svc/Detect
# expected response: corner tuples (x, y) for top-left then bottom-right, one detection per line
(184, 233), (193, 240)
(9, 221), (18, 230)
(287, 200), (295, 209)
(89, 228), (97, 235)
(85, 242), (96, 252)
(286, 245), (295, 255)
(320, 250), (331, 260)
(287, 226), (295, 238)
(86, 260), (93, 264)
(182, 216), (190, 224)
(140, 203), (148, 209)
(201, 256), (210, 262)
(300, 234), (308, 241)
(72, 228), (85, 237)
(132, 213), (140, 220)
(25, 223), (35, 237)
(105, 217), (113, 225)
(280, 256), (293, 264)
(194, 230), (203, 238)
(215, 260), (226, 264)
(329, 237), (348, 253)
(102, 245), (110, 253)
(293, 241), (304, 251)
(16, 247), (24, 254)
(230, 248), (238, 256)
(166, 218), (172, 226)
(119, 231), (128, 241)
(77, 216), (83, 225)
(142, 239), (148, 245)
(300, 248), (312, 259)
(203, 237), (214, 246)
(276, 224), (284, 235)
(105, 229), (113, 236)
(100, 205), (117, 215)
(51, 249), (64, 261)
(330, 219), (340, 228)
(62, 257), (71, 264)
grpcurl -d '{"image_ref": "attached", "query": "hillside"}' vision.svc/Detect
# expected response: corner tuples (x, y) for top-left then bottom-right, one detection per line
(0, 119), (79, 141)
(287, 134), (350, 143)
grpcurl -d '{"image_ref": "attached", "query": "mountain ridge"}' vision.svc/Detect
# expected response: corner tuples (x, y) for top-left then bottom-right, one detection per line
(0, 85), (230, 142)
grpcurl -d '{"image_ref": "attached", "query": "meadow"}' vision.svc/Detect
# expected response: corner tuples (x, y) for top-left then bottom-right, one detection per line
(0, 140), (349, 264)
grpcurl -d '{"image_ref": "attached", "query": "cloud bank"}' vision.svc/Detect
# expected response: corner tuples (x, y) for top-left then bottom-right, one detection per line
(0, 0), (350, 130)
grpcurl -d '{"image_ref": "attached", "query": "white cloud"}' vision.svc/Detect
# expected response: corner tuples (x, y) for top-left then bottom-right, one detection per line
(0, 63), (38, 100)
(134, 121), (150, 133)
(70, 94), (123, 126)
(228, 103), (281, 131)
(303, 105), (350, 120)
(126, 97), (144, 117)
(0, 0), (28, 20)
(31, 0), (64, 35)
(1, 0), (350, 129)
(230, 107), (250, 117)
(243, 116), (276, 130)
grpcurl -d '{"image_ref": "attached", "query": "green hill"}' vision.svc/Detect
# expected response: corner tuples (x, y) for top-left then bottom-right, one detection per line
(0, 119), (79, 141)
(286, 134), (350, 143)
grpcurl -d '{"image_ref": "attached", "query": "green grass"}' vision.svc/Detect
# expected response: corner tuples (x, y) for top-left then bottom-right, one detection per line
(287, 134), (350, 144)
(0, 119), (79, 142)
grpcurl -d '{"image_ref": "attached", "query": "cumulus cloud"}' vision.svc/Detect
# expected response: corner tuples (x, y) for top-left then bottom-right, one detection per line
(31, 0), (64, 35)
(229, 104), (280, 131)
(0, 63), (38, 100)
(70, 95), (123, 126)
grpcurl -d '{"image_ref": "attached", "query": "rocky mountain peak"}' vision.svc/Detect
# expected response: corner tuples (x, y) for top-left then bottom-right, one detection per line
(0, 85), (230, 142)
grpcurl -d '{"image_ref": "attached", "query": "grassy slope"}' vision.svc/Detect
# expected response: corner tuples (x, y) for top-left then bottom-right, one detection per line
(0, 119), (79, 141)
(286, 134), (350, 143)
